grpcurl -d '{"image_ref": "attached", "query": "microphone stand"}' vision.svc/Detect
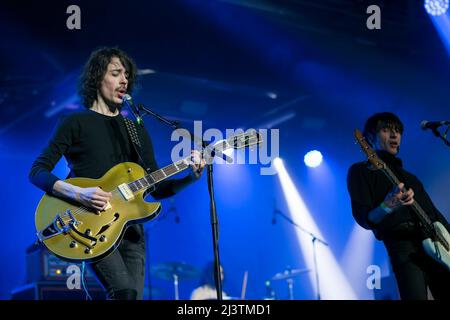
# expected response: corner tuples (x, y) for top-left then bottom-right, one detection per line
(273, 209), (328, 300)
(137, 103), (229, 300)
(431, 124), (450, 147)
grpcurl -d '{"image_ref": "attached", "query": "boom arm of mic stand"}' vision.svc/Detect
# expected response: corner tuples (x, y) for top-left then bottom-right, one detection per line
(274, 210), (327, 300)
(139, 104), (233, 162)
(274, 210), (328, 246)
(443, 125), (450, 146)
(432, 125), (450, 147)
(138, 104), (180, 129)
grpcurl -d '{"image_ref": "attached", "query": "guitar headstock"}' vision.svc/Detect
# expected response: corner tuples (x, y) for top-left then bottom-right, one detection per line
(207, 130), (263, 158)
(354, 129), (385, 170)
(227, 129), (263, 150)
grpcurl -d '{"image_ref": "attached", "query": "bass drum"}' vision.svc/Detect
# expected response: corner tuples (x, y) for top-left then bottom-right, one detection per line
(190, 285), (235, 300)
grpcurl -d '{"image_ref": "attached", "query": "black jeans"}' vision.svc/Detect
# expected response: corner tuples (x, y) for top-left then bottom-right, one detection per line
(89, 224), (146, 300)
(384, 235), (450, 300)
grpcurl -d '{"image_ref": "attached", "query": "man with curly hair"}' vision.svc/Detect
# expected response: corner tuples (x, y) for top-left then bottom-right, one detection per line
(29, 47), (205, 300)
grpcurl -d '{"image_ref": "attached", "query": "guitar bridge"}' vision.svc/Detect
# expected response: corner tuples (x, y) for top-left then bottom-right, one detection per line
(36, 209), (81, 242)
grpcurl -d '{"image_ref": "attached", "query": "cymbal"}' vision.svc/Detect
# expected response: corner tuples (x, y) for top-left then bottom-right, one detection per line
(151, 262), (200, 281)
(271, 268), (310, 281)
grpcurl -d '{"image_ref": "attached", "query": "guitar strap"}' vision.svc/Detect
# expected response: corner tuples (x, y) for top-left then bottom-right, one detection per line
(119, 117), (155, 237)
(122, 116), (151, 174)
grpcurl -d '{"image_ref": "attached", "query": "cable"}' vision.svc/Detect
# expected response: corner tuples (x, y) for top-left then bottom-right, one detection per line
(81, 261), (92, 300)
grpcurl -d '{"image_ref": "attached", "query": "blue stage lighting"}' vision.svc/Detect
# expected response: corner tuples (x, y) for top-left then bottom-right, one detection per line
(304, 150), (323, 168)
(425, 0), (449, 16)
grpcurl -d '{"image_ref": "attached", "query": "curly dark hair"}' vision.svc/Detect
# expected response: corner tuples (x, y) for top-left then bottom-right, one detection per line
(78, 47), (137, 108)
(363, 112), (404, 147)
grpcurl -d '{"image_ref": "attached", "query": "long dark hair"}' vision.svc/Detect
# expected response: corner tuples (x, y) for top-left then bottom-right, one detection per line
(78, 47), (137, 108)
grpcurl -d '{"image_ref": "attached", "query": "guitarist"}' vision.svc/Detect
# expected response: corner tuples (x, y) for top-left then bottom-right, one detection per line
(29, 47), (205, 300)
(347, 112), (450, 300)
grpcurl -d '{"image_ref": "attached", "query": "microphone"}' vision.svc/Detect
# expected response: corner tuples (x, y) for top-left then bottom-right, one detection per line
(421, 120), (450, 146)
(122, 94), (143, 126)
(421, 120), (449, 131)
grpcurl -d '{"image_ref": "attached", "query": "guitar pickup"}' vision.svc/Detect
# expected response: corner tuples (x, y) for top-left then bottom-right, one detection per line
(118, 183), (135, 201)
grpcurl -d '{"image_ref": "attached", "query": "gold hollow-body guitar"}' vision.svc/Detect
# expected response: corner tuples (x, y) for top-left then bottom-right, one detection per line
(354, 129), (450, 272)
(35, 130), (262, 263)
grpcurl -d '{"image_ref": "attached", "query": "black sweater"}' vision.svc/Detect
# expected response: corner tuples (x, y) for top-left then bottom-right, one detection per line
(347, 150), (449, 240)
(29, 109), (176, 200)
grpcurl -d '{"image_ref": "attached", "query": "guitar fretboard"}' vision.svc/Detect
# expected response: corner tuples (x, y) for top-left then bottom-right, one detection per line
(127, 157), (191, 193)
(124, 130), (261, 194)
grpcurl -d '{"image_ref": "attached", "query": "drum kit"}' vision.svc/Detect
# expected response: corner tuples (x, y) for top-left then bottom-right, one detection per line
(150, 261), (310, 300)
(269, 267), (310, 300)
(150, 261), (200, 300)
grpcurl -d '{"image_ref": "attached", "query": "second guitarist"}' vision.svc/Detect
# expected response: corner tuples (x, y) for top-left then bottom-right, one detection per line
(29, 47), (205, 300)
(347, 112), (450, 300)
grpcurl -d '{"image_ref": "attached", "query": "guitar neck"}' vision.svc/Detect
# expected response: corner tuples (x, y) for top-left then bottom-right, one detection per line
(381, 166), (432, 226)
(127, 157), (192, 193)
(123, 130), (261, 194)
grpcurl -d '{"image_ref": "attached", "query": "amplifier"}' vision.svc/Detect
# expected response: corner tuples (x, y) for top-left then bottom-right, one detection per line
(11, 281), (106, 300)
(26, 243), (97, 283)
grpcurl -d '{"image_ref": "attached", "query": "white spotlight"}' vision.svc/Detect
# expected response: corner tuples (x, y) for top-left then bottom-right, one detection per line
(275, 160), (357, 299)
(304, 150), (323, 168)
(425, 0), (449, 16)
(273, 157), (283, 168)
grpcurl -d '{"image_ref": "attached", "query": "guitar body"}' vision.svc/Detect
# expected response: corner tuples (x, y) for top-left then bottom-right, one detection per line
(35, 162), (161, 263)
(33, 130), (262, 263)
(422, 221), (450, 272)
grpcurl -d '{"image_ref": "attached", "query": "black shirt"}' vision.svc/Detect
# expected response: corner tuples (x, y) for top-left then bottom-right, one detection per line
(29, 109), (175, 200)
(347, 150), (449, 240)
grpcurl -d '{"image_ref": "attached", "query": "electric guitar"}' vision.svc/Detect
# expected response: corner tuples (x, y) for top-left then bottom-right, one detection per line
(35, 130), (262, 262)
(354, 129), (450, 272)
